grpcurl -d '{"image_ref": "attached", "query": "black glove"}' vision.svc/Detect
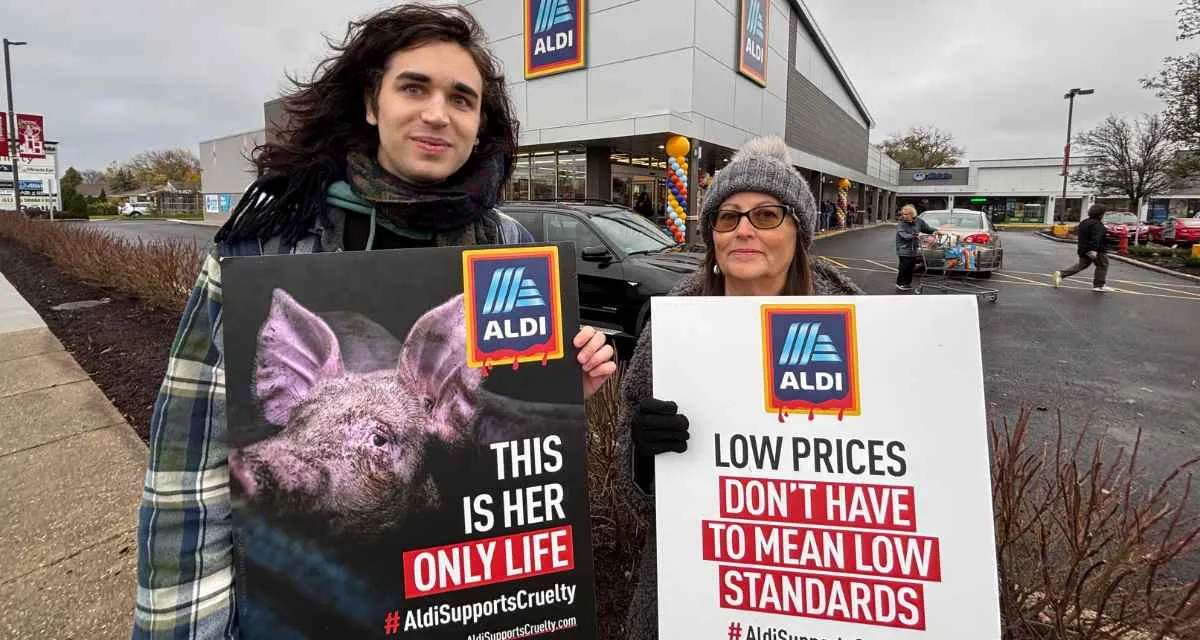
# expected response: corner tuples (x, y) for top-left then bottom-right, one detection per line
(632, 398), (690, 455)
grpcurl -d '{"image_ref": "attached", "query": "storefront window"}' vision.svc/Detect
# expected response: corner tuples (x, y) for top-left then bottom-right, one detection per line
(507, 154), (530, 201)
(612, 175), (630, 206)
(556, 151), (585, 200)
(531, 152), (556, 200)
(1005, 197), (1048, 223)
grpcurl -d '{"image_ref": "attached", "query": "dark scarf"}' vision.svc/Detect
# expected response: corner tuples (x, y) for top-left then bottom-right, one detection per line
(344, 148), (505, 247)
(216, 145), (508, 249)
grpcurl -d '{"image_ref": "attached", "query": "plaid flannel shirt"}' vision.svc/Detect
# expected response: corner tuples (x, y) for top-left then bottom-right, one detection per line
(134, 247), (237, 638)
(133, 210), (532, 639)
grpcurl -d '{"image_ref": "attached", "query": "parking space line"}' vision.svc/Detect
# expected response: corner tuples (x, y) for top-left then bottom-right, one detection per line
(863, 259), (897, 272)
(992, 272), (1049, 287)
(1119, 281), (1200, 298)
(821, 256), (1200, 301)
(998, 268), (1200, 290)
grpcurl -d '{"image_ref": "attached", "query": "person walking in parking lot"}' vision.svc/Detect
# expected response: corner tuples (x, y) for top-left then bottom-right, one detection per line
(895, 204), (936, 291)
(1053, 203), (1114, 292)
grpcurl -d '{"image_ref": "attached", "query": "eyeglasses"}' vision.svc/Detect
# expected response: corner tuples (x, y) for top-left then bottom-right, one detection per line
(709, 205), (795, 233)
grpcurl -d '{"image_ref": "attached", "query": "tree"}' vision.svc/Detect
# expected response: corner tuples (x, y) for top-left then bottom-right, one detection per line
(60, 167), (87, 214)
(78, 169), (105, 184)
(1141, 54), (1200, 148)
(104, 162), (139, 193)
(878, 126), (965, 168)
(1140, 1), (1200, 183)
(1178, 0), (1200, 39)
(1073, 114), (1177, 216)
(125, 148), (201, 190)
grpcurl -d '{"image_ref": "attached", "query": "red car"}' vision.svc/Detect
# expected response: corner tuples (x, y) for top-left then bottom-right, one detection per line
(1162, 212), (1200, 246)
(1101, 211), (1152, 245)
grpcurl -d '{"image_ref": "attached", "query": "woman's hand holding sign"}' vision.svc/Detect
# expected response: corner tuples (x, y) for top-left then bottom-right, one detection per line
(575, 326), (617, 400)
(632, 398), (690, 455)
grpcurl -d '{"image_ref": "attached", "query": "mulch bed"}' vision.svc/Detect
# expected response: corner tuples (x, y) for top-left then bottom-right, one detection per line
(0, 234), (178, 441)
(1127, 252), (1200, 277)
(0, 233), (634, 637)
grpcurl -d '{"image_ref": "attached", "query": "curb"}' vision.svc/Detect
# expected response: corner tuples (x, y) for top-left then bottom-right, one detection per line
(1036, 232), (1200, 283)
(814, 221), (891, 241)
(168, 219), (223, 228)
(1036, 232), (1074, 244)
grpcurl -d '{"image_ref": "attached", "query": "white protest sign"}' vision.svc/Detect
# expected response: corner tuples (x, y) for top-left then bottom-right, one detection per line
(651, 295), (1000, 639)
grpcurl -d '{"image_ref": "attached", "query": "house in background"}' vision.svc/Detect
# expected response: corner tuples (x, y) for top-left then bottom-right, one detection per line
(108, 181), (201, 216)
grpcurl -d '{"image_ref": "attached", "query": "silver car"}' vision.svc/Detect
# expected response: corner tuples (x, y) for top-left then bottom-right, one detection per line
(917, 208), (1004, 277)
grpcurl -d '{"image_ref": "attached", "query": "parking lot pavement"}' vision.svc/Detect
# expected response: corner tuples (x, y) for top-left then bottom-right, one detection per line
(813, 228), (1200, 515)
(71, 219), (216, 247)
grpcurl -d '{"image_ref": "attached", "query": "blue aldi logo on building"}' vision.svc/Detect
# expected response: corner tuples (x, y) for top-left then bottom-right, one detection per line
(761, 305), (861, 421)
(524, 0), (587, 79)
(462, 246), (565, 370)
(737, 0), (769, 87)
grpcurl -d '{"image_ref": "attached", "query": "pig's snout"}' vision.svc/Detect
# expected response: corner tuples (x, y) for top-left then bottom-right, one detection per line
(228, 449), (259, 499)
(229, 440), (328, 504)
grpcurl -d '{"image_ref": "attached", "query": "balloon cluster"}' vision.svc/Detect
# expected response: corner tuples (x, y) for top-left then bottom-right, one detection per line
(663, 135), (690, 244)
(836, 177), (851, 229)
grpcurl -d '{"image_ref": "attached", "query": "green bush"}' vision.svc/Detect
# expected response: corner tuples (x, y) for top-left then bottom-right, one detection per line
(1186, 256), (1200, 268)
(86, 200), (119, 217)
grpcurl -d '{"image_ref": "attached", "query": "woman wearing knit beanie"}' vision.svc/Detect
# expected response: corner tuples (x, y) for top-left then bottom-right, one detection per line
(614, 135), (863, 639)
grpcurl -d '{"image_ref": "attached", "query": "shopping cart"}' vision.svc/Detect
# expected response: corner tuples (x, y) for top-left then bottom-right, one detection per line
(913, 233), (999, 303)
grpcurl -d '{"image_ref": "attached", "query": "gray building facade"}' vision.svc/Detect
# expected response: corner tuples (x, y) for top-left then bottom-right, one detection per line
(198, 129), (264, 214)
(207, 0), (900, 231)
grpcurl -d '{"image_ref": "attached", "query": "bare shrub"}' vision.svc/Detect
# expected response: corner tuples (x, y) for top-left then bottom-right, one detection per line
(585, 361), (649, 556)
(993, 408), (1200, 639)
(0, 214), (202, 312)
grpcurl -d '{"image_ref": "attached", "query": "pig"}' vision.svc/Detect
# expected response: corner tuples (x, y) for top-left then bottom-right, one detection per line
(228, 288), (486, 538)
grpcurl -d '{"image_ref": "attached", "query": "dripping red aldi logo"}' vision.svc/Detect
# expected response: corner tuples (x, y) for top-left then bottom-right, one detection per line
(463, 246), (565, 371)
(761, 305), (861, 421)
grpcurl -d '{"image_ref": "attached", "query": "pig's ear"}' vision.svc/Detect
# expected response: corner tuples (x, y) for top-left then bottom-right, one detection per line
(254, 288), (344, 426)
(398, 294), (482, 439)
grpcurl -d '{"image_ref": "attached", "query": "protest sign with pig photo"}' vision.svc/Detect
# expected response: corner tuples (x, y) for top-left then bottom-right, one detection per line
(220, 244), (597, 639)
(650, 295), (1001, 639)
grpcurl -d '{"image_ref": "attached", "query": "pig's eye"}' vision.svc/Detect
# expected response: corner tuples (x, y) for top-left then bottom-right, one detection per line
(372, 433), (389, 447)
(421, 396), (434, 414)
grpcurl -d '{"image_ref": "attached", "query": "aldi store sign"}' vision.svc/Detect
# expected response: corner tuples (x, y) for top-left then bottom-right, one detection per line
(738, 0), (769, 86)
(525, 0), (587, 79)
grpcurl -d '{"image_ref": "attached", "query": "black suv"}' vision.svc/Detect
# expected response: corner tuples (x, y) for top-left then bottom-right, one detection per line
(500, 201), (702, 345)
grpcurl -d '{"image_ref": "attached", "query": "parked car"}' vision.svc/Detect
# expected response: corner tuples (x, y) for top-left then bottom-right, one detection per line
(499, 200), (702, 343)
(1162, 212), (1200, 246)
(119, 201), (147, 217)
(1101, 211), (1151, 245)
(916, 208), (1004, 278)
(1146, 221), (1166, 244)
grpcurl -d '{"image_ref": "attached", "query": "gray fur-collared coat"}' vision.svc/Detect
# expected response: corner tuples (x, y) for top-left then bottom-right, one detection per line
(615, 260), (864, 639)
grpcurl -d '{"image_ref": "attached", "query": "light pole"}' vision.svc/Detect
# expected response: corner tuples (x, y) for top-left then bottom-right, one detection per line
(4, 38), (28, 214)
(1060, 87), (1094, 221)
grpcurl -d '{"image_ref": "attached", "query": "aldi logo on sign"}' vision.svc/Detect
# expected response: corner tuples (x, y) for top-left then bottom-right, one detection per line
(737, 0), (769, 87)
(462, 246), (565, 370)
(524, 0), (587, 79)
(761, 304), (860, 420)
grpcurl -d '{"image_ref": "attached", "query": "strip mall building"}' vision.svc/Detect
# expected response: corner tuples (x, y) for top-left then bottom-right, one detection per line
(200, 0), (902, 236)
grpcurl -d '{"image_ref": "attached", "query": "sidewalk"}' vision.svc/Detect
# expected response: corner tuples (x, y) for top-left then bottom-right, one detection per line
(0, 271), (144, 638)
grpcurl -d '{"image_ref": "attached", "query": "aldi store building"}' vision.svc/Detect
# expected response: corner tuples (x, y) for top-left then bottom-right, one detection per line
(203, 0), (901, 239)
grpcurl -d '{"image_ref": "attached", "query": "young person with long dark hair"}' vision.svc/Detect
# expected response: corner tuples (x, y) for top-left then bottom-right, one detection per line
(133, 5), (615, 636)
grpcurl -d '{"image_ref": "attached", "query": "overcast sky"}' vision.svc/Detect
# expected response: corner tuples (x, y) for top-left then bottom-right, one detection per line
(808, 0), (1192, 161)
(3, 0), (1193, 173)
